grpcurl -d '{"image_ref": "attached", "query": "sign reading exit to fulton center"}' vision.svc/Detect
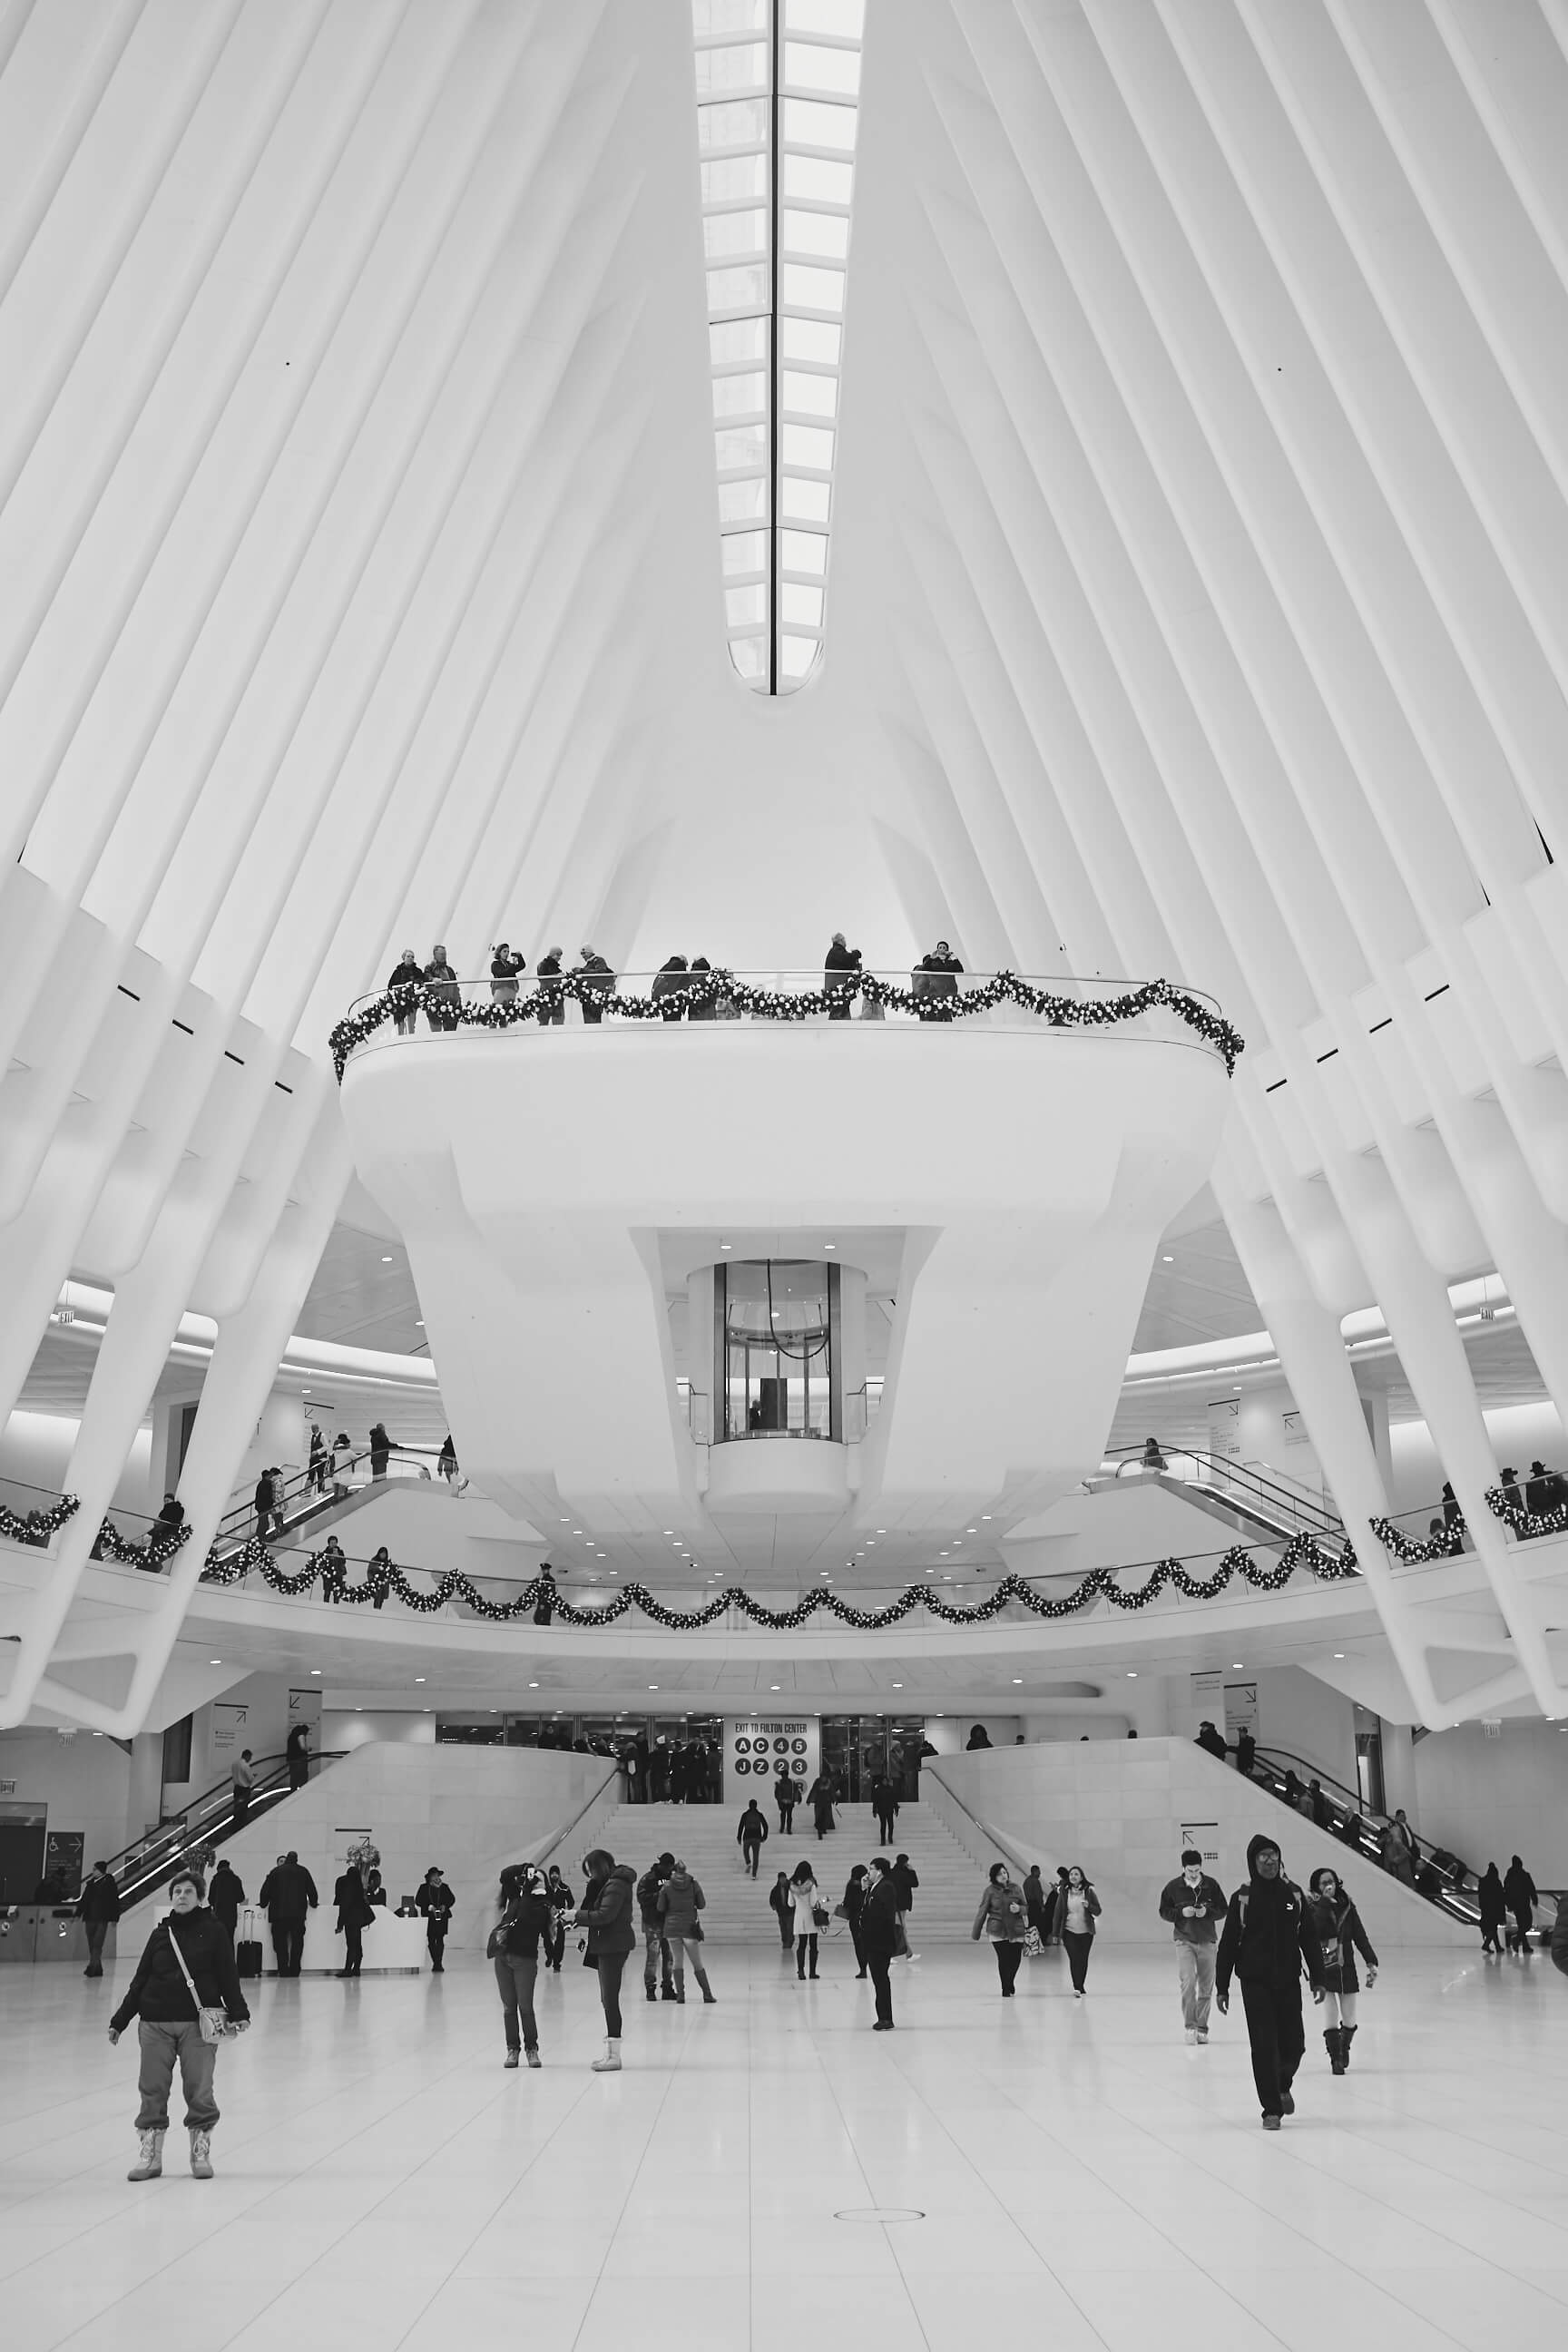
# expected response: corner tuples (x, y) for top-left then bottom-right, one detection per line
(724, 1716), (818, 1801)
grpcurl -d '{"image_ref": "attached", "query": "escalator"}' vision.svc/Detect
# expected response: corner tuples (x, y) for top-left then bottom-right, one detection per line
(208, 1446), (439, 1563)
(1101, 1444), (1347, 1549)
(96, 1749), (345, 1915)
(1245, 1741), (1560, 1945)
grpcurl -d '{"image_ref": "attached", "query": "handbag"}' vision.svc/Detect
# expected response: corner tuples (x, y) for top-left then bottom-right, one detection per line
(1024, 1926), (1045, 1960)
(831, 1901), (848, 1919)
(812, 1903), (830, 1930)
(165, 1917), (234, 2043)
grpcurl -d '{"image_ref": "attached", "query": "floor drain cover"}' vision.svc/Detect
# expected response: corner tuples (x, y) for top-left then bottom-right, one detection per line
(834, 2207), (925, 2224)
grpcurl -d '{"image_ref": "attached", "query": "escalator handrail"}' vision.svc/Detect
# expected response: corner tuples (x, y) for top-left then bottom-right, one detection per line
(1109, 1444), (1344, 1533)
(1247, 1743), (1487, 1921)
(211, 1446), (437, 1544)
(98, 1749), (348, 1896)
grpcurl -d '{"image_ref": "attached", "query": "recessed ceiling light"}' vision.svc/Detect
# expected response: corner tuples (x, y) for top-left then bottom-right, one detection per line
(981, 1514), (991, 1520)
(1333, 1652), (1345, 1660)
(648, 1685), (658, 1691)
(1162, 1255), (1173, 1262)
(1127, 1671), (1137, 1678)
(209, 1658), (221, 1665)
(1232, 1662), (1244, 1670)
(824, 1242), (836, 1250)
(415, 1677), (425, 1683)
(1012, 1677), (1023, 1684)
(416, 1319), (425, 1327)
(770, 1685), (780, 1690)
(892, 1682), (902, 1689)
(720, 1242), (731, 1250)
(310, 1668), (321, 1675)
(528, 1681), (539, 1689)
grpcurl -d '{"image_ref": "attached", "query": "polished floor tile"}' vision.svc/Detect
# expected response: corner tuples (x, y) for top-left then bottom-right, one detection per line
(1, 1942), (1565, 2347)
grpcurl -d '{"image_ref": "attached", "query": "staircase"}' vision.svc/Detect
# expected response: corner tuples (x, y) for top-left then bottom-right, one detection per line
(590, 1798), (984, 1943)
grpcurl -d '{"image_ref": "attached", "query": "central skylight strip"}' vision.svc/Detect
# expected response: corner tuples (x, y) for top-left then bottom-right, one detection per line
(694, 0), (863, 693)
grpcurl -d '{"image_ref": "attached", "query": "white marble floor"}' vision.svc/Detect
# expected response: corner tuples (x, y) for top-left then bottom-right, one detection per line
(4, 1938), (1568, 2350)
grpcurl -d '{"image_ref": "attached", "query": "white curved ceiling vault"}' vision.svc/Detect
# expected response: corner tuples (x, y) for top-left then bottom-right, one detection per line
(4, 0), (1568, 1729)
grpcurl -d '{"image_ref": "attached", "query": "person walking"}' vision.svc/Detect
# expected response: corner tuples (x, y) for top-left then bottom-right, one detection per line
(258, 1849), (318, 1976)
(861, 1857), (900, 2028)
(871, 1774), (899, 1846)
(544, 1865), (573, 1970)
(285, 1720), (311, 1790)
(79, 1859), (122, 1977)
(1059, 1865), (1102, 1996)
(492, 1865), (553, 2067)
(1306, 1867), (1377, 2073)
(971, 1863), (1030, 1995)
(1158, 1847), (1227, 2043)
(207, 1860), (243, 1947)
(769, 1869), (796, 1951)
(109, 1867), (250, 2180)
(1477, 1862), (1507, 1955)
(334, 1860), (376, 1978)
(891, 1852), (919, 1961)
(1023, 1864), (1052, 1944)
(842, 1863), (870, 1976)
(807, 1771), (837, 1841)
(774, 1768), (798, 1834)
(737, 1798), (769, 1877)
(416, 1867), (455, 1971)
(636, 1853), (677, 2003)
(1215, 1833), (1327, 2130)
(657, 1860), (715, 2004)
(1504, 1854), (1539, 1954)
(789, 1860), (824, 1980)
(575, 1849), (638, 2071)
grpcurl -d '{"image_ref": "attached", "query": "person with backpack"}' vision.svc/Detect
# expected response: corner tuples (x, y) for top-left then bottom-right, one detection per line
(1306, 1867), (1377, 2073)
(108, 1867), (250, 2181)
(544, 1865), (573, 1970)
(656, 1860), (715, 2004)
(769, 1869), (796, 1951)
(971, 1863), (1030, 1995)
(1216, 1833), (1328, 2129)
(1158, 1847), (1228, 2043)
(737, 1798), (769, 1877)
(637, 1853), (677, 2003)
(491, 1866), (554, 2066)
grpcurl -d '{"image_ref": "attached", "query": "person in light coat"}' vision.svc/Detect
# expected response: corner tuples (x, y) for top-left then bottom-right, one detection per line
(789, 1861), (823, 1979)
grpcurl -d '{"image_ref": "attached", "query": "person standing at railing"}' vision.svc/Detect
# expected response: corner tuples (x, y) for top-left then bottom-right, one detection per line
(386, 947), (423, 1036)
(574, 946), (615, 1024)
(368, 1423), (391, 1479)
(912, 939), (963, 1018)
(824, 933), (860, 1019)
(534, 946), (565, 1024)
(489, 943), (526, 1002)
(423, 946), (461, 1034)
(252, 1468), (276, 1544)
(437, 1434), (458, 1486)
(652, 954), (691, 1020)
(687, 956), (719, 1019)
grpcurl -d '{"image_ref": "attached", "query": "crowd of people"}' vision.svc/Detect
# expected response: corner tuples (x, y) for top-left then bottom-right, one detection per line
(375, 936), (973, 1031)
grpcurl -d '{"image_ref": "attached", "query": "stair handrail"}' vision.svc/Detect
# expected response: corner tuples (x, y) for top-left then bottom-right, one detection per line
(529, 1758), (622, 1877)
(920, 1759), (1031, 1879)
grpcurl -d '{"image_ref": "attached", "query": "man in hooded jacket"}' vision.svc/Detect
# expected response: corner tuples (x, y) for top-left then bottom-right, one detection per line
(1216, 1833), (1326, 2128)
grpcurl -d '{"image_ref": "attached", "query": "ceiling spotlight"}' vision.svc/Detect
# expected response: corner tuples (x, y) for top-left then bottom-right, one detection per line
(981, 1514), (991, 1521)
(770, 1685), (780, 1691)
(209, 1659), (221, 1666)
(720, 1242), (731, 1250)
(1333, 1652), (1345, 1660)
(310, 1668), (321, 1676)
(1126, 1671), (1137, 1678)
(892, 1682), (903, 1689)
(1012, 1677), (1023, 1684)
(416, 1319), (425, 1328)
(528, 1681), (539, 1689)
(1161, 1254), (1173, 1263)
(1232, 1662), (1244, 1671)
(824, 1242), (836, 1251)
(648, 1685), (659, 1691)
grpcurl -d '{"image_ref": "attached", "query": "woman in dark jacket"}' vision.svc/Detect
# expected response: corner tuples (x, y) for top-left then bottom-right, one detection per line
(769, 1870), (796, 1950)
(651, 956), (691, 1021)
(859, 1857), (900, 2028)
(842, 1864), (870, 1976)
(686, 956), (718, 1019)
(416, 1867), (455, 1971)
(1306, 1867), (1377, 2073)
(334, 1864), (376, 1978)
(807, 1773), (837, 1841)
(1504, 1855), (1538, 1953)
(1477, 1862), (1507, 1955)
(492, 1867), (554, 2067)
(109, 1867), (250, 2181)
(489, 944), (526, 1002)
(386, 947), (423, 1035)
(575, 1850), (638, 2071)
(544, 1866), (573, 1970)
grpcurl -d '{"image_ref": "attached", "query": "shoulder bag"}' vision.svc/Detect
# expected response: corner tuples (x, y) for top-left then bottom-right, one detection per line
(165, 1920), (236, 2043)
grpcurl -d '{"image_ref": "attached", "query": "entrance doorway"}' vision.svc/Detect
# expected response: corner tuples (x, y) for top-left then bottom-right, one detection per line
(819, 1717), (929, 1804)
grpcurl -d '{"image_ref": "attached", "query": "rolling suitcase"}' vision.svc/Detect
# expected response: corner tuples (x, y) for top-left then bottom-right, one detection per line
(236, 1906), (263, 1980)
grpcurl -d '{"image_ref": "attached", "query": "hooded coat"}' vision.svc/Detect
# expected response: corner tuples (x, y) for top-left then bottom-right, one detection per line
(578, 1864), (638, 1955)
(1216, 1835), (1326, 1996)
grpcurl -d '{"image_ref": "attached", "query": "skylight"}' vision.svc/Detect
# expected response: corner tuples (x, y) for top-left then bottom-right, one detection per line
(693, 0), (863, 693)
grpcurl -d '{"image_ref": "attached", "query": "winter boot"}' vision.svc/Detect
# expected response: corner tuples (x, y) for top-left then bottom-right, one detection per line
(660, 1982), (678, 2001)
(524, 2047), (541, 2068)
(190, 2129), (213, 2180)
(591, 2037), (622, 2073)
(1325, 2030), (1345, 2075)
(504, 2049), (520, 2068)
(675, 1982), (686, 2004)
(127, 2128), (165, 2182)
(645, 1986), (658, 2003)
(1341, 2024), (1357, 2070)
(697, 1973), (716, 2004)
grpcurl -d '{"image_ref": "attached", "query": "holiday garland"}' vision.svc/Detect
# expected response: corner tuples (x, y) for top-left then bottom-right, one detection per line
(199, 1529), (1354, 1627)
(94, 1516), (191, 1571)
(0, 1492), (80, 1548)
(330, 970), (1245, 1081)
(1368, 1513), (1465, 1563)
(1485, 1484), (1568, 1541)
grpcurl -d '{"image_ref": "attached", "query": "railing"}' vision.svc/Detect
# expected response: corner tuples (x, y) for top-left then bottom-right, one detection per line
(103, 1750), (348, 1912)
(333, 967), (1243, 1077)
(0, 1475), (80, 1548)
(530, 1759), (622, 1878)
(211, 1446), (436, 1553)
(1104, 1442), (1345, 1539)
(920, 1760), (1029, 1878)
